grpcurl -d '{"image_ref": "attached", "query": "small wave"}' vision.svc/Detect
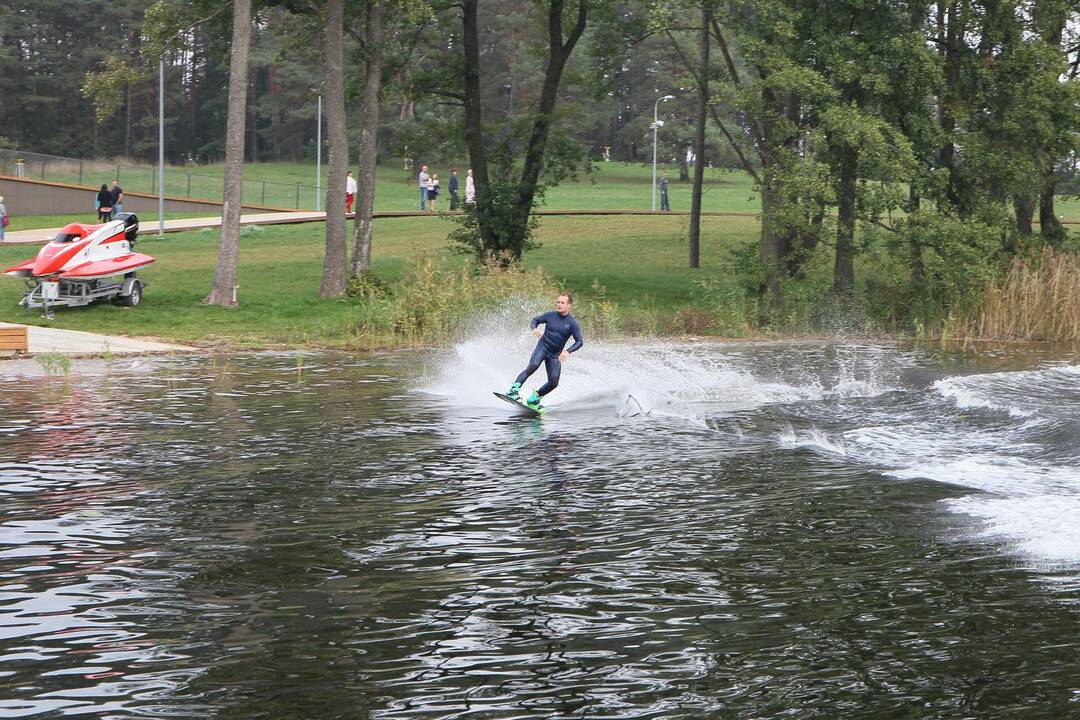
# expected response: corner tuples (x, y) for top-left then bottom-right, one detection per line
(934, 365), (1080, 419)
(945, 493), (1080, 566)
(777, 423), (848, 456)
(887, 456), (1080, 496)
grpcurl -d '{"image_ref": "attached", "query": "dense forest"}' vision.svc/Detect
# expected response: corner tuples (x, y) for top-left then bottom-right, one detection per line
(3, 0), (1080, 325)
(0, 0), (725, 171)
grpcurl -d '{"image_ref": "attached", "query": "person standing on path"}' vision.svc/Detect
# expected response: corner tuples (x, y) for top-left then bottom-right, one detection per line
(0, 195), (7, 242)
(110, 181), (124, 217)
(505, 293), (584, 412)
(465, 168), (476, 205)
(345, 171), (357, 213)
(418, 165), (430, 211)
(96, 184), (113, 223)
(449, 169), (460, 210)
(660, 171), (670, 211)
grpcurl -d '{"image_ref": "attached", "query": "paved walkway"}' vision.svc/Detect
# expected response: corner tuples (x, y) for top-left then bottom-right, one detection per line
(0, 211), (331, 245)
(0, 322), (194, 356)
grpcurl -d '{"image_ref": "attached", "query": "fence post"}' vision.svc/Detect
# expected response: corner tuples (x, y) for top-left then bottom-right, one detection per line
(151, 171), (155, 193)
(116, 165), (120, 183)
(41, 159), (45, 179)
(261, 181), (266, 206)
(187, 174), (191, 197)
(79, 161), (83, 185)
(296, 184), (300, 209)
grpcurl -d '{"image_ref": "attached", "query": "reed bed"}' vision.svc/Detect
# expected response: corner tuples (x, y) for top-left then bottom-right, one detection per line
(953, 248), (1080, 341)
(349, 257), (560, 344)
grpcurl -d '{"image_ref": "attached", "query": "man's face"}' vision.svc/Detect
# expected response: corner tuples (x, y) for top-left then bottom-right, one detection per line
(421, 165), (428, 172)
(556, 296), (571, 315)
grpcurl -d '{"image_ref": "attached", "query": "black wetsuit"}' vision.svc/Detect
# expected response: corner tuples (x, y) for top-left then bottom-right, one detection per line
(514, 311), (584, 396)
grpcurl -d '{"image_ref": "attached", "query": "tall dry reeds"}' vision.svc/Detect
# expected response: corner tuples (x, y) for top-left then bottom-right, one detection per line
(349, 257), (560, 344)
(951, 248), (1080, 341)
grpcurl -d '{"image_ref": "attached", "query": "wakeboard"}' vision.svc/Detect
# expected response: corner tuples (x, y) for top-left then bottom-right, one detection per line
(493, 392), (544, 417)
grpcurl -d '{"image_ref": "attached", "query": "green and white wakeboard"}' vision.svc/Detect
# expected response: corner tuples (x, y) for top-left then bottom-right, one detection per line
(493, 392), (545, 417)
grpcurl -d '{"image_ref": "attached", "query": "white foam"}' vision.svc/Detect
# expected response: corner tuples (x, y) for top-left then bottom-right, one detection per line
(945, 494), (1080, 565)
(934, 376), (1037, 418)
(887, 456), (1080, 496)
(934, 365), (1080, 419)
(421, 305), (833, 418)
(777, 423), (848, 456)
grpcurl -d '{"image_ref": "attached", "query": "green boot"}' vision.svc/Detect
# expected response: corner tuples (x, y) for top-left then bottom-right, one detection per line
(526, 391), (543, 411)
(507, 382), (522, 401)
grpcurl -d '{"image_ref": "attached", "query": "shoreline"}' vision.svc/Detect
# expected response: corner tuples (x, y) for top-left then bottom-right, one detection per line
(4, 326), (1076, 363)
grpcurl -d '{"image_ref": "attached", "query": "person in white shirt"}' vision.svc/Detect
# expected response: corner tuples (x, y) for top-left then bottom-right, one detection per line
(345, 171), (357, 214)
(465, 168), (476, 205)
(418, 165), (430, 210)
(428, 173), (440, 212)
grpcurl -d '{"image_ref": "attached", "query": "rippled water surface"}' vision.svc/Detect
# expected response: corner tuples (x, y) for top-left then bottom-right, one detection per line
(4, 338), (1080, 718)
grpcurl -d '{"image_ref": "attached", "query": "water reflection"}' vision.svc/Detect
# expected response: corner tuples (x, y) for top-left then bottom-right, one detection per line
(2, 345), (1080, 717)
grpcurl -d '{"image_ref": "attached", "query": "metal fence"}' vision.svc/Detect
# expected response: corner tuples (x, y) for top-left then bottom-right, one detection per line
(0, 148), (321, 210)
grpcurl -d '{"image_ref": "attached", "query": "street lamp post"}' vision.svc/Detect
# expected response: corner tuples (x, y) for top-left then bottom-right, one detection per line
(651, 94), (675, 211)
(316, 94), (322, 212)
(158, 58), (165, 237)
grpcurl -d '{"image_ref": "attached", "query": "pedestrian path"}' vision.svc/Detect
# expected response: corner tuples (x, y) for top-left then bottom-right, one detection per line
(0, 321), (194, 356)
(0, 211), (329, 245)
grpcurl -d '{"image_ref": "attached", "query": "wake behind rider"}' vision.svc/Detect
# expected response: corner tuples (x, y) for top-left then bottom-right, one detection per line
(507, 292), (584, 411)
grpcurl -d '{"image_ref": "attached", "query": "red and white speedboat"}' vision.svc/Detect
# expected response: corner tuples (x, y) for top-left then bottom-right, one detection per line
(4, 213), (154, 310)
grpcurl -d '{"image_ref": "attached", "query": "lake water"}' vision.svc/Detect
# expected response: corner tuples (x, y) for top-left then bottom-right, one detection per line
(3, 330), (1080, 718)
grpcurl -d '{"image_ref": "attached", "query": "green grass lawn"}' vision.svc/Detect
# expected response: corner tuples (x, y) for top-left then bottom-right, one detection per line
(21, 154), (1080, 221)
(33, 157), (763, 213)
(179, 159), (761, 213)
(0, 214), (759, 348)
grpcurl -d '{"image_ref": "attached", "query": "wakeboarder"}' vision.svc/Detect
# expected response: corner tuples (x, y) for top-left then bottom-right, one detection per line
(505, 292), (584, 412)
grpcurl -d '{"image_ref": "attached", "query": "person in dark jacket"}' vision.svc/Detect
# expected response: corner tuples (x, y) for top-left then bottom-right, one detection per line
(449, 169), (460, 210)
(110, 181), (124, 217)
(506, 292), (584, 411)
(96, 184), (113, 223)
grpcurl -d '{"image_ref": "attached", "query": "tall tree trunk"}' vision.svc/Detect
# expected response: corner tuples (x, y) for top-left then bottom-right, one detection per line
(759, 183), (783, 311)
(204, 0), (252, 307)
(1037, 7), (1067, 247)
(320, 0), (348, 297)
(1039, 176), (1063, 244)
(688, 2), (710, 269)
(351, 0), (386, 275)
(936, 0), (964, 212)
(462, 0), (490, 201)
(834, 146), (857, 296)
(509, 0), (588, 258)
(1013, 194), (1035, 236)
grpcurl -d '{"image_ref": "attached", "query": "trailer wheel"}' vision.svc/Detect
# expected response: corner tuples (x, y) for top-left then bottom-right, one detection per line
(121, 280), (142, 307)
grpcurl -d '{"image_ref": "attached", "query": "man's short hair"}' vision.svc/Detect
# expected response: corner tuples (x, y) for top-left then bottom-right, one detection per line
(559, 292), (573, 304)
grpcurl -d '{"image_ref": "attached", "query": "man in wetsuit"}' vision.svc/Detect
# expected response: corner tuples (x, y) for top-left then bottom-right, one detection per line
(506, 292), (584, 411)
